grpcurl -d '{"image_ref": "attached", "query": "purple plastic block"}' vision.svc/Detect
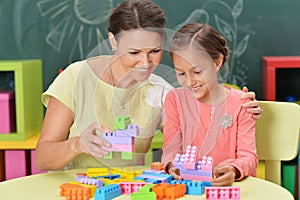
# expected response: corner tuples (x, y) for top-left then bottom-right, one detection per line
(79, 177), (103, 188)
(174, 154), (185, 168)
(143, 169), (165, 174)
(102, 132), (134, 144)
(115, 124), (139, 137)
(180, 168), (212, 177)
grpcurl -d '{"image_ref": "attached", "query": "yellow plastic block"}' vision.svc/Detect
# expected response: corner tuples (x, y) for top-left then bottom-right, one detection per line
(87, 168), (109, 178)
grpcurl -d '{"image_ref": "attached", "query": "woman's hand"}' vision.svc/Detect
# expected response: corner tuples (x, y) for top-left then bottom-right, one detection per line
(241, 86), (263, 120)
(78, 122), (112, 159)
(212, 165), (239, 186)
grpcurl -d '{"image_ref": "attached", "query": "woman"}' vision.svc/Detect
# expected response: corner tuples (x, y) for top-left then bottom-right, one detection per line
(35, 0), (262, 171)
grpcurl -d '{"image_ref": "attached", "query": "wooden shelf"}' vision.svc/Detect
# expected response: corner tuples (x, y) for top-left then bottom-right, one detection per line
(0, 132), (40, 150)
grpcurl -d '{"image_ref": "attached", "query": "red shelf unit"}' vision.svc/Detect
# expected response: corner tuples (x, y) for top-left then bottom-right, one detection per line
(262, 56), (300, 101)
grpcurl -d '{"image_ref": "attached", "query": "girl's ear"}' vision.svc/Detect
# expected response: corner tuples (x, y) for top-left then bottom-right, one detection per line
(215, 54), (224, 72)
(108, 32), (118, 50)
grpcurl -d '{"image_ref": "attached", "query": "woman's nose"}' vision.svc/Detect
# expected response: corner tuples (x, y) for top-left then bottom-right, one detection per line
(140, 53), (150, 65)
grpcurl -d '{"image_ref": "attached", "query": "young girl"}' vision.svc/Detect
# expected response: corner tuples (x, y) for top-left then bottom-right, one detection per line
(162, 23), (258, 186)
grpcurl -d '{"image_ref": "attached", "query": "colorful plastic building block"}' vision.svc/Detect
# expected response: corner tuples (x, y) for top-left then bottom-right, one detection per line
(94, 184), (122, 200)
(119, 182), (150, 194)
(87, 168), (109, 178)
(173, 146), (213, 182)
(184, 145), (198, 169)
(171, 180), (204, 195)
(78, 177), (103, 188)
(165, 184), (186, 200)
(205, 186), (240, 200)
(131, 191), (157, 200)
(150, 162), (165, 171)
(102, 120), (139, 156)
(138, 184), (156, 193)
(134, 170), (173, 183)
(114, 116), (131, 130)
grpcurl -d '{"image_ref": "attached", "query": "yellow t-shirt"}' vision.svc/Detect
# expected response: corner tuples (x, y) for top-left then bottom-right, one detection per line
(42, 57), (172, 169)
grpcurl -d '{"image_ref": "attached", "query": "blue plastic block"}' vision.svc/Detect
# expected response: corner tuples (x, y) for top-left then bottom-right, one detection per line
(186, 181), (204, 195)
(93, 174), (121, 180)
(202, 181), (212, 187)
(94, 184), (122, 200)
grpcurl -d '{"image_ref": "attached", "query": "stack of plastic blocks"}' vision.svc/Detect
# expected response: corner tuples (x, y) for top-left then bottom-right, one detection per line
(102, 116), (140, 160)
(174, 145), (213, 182)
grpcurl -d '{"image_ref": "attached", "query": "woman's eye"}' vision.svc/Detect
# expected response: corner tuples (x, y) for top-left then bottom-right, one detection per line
(129, 52), (139, 55)
(150, 49), (161, 53)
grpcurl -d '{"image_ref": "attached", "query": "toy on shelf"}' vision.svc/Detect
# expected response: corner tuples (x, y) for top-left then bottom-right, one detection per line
(174, 145), (213, 182)
(101, 116), (139, 160)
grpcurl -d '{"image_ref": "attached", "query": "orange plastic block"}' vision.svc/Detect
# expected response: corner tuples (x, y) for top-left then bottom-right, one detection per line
(165, 184), (186, 200)
(152, 183), (170, 200)
(60, 183), (90, 200)
(151, 162), (165, 171)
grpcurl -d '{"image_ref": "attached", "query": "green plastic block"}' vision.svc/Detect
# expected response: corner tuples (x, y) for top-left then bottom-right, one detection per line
(114, 116), (131, 130)
(103, 152), (113, 159)
(282, 162), (296, 197)
(121, 152), (133, 160)
(131, 192), (156, 200)
(139, 184), (155, 193)
(0, 60), (43, 140)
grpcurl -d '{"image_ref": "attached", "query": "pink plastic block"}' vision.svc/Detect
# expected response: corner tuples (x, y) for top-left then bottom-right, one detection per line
(199, 156), (213, 172)
(184, 145), (198, 169)
(5, 150), (29, 180)
(181, 174), (212, 182)
(30, 150), (46, 175)
(0, 91), (16, 134)
(119, 182), (150, 194)
(102, 144), (134, 152)
(205, 186), (240, 200)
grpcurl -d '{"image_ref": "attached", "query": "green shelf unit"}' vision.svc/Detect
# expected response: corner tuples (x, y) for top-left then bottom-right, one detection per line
(0, 60), (43, 140)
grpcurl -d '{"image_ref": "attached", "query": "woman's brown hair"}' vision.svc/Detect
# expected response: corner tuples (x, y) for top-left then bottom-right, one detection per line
(108, 0), (166, 40)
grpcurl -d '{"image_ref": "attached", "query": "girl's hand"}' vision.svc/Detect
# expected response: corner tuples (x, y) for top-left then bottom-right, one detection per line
(168, 166), (183, 180)
(165, 162), (183, 180)
(77, 122), (112, 159)
(241, 86), (263, 120)
(212, 165), (239, 186)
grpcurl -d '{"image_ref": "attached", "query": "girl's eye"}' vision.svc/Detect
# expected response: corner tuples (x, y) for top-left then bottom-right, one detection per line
(194, 70), (202, 74)
(177, 72), (185, 76)
(150, 49), (161, 53)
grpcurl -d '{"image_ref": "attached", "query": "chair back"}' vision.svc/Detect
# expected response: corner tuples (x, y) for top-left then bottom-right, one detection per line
(256, 101), (300, 185)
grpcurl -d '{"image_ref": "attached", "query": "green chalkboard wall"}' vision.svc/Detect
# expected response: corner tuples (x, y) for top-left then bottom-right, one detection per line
(1, 0), (300, 99)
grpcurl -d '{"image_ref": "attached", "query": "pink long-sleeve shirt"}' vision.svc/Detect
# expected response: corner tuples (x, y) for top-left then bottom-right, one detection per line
(161, 87), (258, 180)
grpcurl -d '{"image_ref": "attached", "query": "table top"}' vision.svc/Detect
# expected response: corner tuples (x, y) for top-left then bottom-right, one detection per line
(0, 169), (294, 200)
